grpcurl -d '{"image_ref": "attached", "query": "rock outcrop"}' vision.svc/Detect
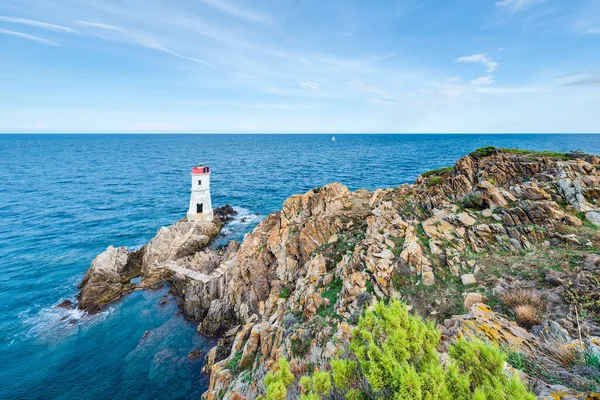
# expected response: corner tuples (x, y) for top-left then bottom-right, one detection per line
(77, 149), (600, 398)
(78, 246), (139, 313)
(77, 206), (234, 315)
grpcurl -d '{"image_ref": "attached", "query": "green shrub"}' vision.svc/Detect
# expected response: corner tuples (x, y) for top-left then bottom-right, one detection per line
(260, 358), (294, 400)
(299, 370), (332, 400)
(422, 166), (453, 178)
(264, 301), (534, 399)
(584, 351), (600, 369)
(330, 300), (534, 399)
(226, 351), (242, 373)
(427, 176), (444, 187)
(279, 287), (291, 299)
(469, 146), (497, 158)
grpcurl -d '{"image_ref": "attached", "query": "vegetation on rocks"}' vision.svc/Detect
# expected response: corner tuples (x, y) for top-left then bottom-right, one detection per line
(263, 300), (534, 400)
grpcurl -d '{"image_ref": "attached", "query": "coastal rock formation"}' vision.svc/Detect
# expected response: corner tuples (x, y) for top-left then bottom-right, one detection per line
(77, 246), (138, 313)
(78, 148), (600, 398)
(77, 206), (235, 314)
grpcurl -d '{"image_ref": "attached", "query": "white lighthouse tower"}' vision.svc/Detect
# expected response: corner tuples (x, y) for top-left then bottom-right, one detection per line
(187, 164), (213, 222)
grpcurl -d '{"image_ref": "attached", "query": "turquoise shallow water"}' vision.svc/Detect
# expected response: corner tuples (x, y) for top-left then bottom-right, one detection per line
(1, 134), (600, 399)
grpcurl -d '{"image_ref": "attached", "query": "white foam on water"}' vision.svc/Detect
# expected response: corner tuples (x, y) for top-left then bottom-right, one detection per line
(219, 206), (262, 238)
(16, 301), (111, 343)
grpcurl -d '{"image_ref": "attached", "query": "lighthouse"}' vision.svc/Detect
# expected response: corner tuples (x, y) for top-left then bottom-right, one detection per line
(187, 164), (213, 222)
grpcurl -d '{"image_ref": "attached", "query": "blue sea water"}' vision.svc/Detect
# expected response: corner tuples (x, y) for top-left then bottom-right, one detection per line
(1, 134), (600, 400)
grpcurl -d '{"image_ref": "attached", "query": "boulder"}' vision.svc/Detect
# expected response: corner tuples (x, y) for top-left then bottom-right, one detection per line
(461, 274), (476, 286)
(463, 293), (484, 310)
(77, 246), (136, 313)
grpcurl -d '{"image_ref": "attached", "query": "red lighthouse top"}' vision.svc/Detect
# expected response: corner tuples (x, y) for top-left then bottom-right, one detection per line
(192, 165), (210, 175)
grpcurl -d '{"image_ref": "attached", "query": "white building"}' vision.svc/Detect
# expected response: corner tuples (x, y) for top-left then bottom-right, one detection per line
(187, 165), (213, 222)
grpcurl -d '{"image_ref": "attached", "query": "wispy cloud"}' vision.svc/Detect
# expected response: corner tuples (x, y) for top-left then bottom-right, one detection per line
(556, 72), (600, 87)
(0, 29), (58, 46)
(0, 16), (78, 34)
(199, 0), (272, 24)
(495, 0), (546, 13)
(456, 54), (499, 73)
(75, 21), (212, 66)
(299, 81), (320, 90)
(345, 80), (392, 98)
(470, 76), (495, 86)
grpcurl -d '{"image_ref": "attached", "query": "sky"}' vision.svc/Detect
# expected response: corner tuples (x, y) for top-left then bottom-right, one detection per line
(0, 0), (599, 133)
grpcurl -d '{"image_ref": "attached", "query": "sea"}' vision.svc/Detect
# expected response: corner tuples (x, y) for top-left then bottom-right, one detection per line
(1, 134), (600, 400)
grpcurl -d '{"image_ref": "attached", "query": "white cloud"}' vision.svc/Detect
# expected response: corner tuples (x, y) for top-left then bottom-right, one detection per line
(470, 76), (495, 86)
(456, 54), (499, 72)
(345, 80), (392, 98)
(199, 0), (272, 24)
(475, 86), (548, 94)
(75, 21), (212, 66)
(495, 0), (546, 12)
(299, 81), (320, 90)
(0, 16), (78, 34)
(485, 61), (499, 72)
(367, 98), (394, 106)
(0, 29), (58, 46)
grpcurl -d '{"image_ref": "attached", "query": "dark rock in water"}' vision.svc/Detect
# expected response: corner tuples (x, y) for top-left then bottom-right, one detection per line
(67, 319), (77, 326)
(213, 204), (238, 224)
(56, 299), (73, 309)
(142, 330), (151, 339)
(159, 295), (168, 307)
(188, 349), (203, 360)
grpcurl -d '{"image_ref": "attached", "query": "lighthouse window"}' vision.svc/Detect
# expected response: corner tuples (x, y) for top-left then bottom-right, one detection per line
(198, 180), (202, 186)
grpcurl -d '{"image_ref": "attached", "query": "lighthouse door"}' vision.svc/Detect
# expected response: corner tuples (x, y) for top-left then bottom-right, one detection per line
(197, 203), (203, 213)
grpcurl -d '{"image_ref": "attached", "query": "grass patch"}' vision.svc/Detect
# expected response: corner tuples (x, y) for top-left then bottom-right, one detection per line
(501, 289), (545, 328)
(468, 146), (587, 161)
(422, 166), (453, 178)
(426, 176), (443, 187)
(317, 278), (343, 320)
(227, 351), (243, 373)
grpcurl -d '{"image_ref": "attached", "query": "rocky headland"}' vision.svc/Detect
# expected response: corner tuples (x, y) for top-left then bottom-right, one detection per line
(78, 147), (600, 399)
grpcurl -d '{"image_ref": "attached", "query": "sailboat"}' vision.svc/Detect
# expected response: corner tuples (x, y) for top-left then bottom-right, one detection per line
(332, 136), (336, 142)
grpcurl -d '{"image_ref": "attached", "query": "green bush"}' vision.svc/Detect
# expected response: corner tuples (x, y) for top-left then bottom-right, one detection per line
(331, 300), (534, 399)
(260, 358), (295, 400)
(469, 146), (497, 158)
(427, 176), (444, 187)
(422, 166), (453, 178)
(264, 300), (534, 399)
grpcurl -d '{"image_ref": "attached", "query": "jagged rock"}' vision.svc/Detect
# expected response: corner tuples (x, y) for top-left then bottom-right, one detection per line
(213, 204), (238, 224)
(440, 304), (538, 355)
(198, 300), (237, 336)
(141, 220), (220, 282)
(188, 349), (203, 360)
(522, 181), (551, 200)
(55, 299), (73, 309)
(77, 246), (136, 313)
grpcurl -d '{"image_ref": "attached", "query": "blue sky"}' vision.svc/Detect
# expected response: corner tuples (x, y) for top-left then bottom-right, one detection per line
(0, 0), (599, 133)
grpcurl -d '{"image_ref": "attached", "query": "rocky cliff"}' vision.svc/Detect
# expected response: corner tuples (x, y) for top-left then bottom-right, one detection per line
(78, 148), (600, 399)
